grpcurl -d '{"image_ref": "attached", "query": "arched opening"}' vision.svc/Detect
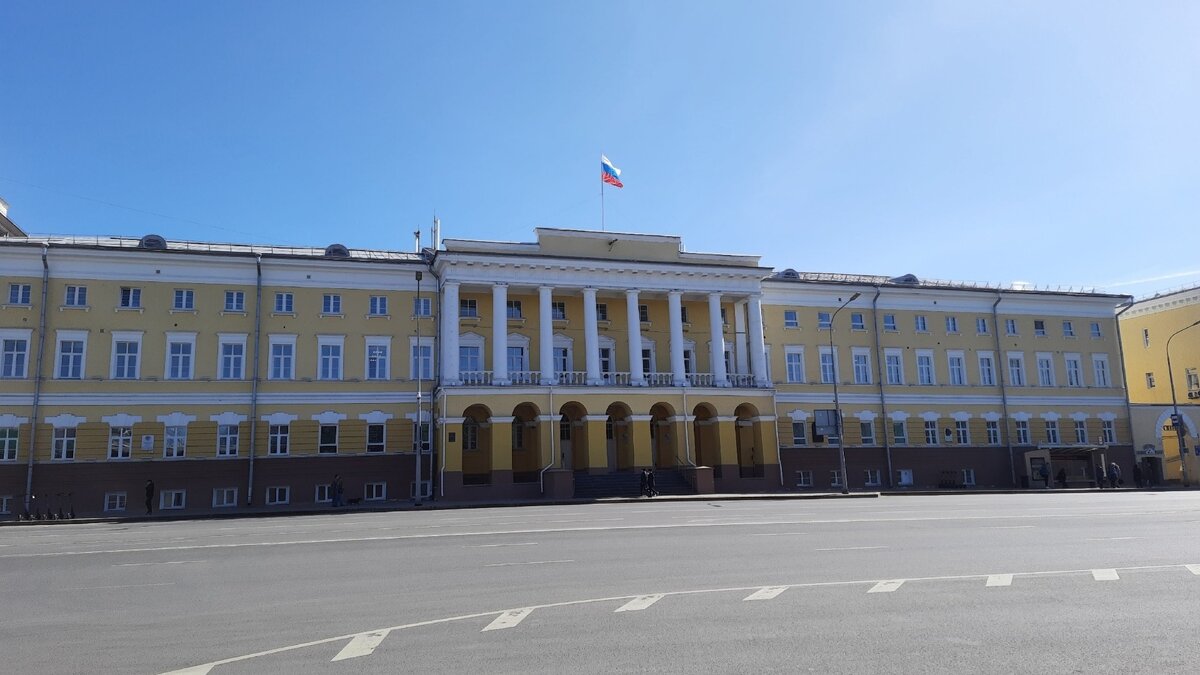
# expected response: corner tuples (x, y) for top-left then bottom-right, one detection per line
(511, 402), (541, 484)
(606, 402), (634, 472)
(735, 402), (765, 478)
(461, 404), (492, 485)
(649, 402), (678, 469)
(692, 403), (720, 469)
(559, 401), (588, 471)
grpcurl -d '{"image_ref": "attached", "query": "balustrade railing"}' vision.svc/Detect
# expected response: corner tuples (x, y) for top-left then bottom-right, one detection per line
(448, 369), (765, 388)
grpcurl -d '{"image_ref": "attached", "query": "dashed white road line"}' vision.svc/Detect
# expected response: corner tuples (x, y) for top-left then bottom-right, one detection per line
(750, 532), (809, 537)
(113, 560), (206, 567)
(615, 595), (664, 612)
(64, 582), (176, 591)
(816, 546), (887, 552)
(1092, 568), (1120, 581)
(986, 574), (1013, 587)
(331, 630), (390, 661)
(744, 586), (789, 601)
(483, 608), (533, 631)
(987, 525), (1036, 529)
(468, 542), (538, 548)
(868, 579), (905, 593)
(484, 559), (574, 568)
(1086, 537), (1141, 541)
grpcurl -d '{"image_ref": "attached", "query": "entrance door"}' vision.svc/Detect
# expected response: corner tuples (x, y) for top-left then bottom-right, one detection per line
(605, 419), (617, 472)
(560, 416), (573, 470)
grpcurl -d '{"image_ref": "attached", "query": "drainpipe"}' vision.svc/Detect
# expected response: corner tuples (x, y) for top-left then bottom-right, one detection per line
(1113, 299), (1137, 477)
(246, 254), (263, 505)
(870, 285), (893, 487)
(540, 387), (556, 493)
(682, 387), (695, 466)
(24, 244), (50, 515)
(992, 293), (1015, 487)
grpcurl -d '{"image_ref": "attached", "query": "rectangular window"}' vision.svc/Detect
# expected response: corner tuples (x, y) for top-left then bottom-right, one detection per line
(986, 420), (1000, 445)
(914, 315), (928, 332)
(955, 420), (969, 444)
(319, 343), (342, 380)
(595, 303), (608, 321)
(680, 306), (689, 324)
(830, 470), (843, 488)
(268, 425), (289, 455)
(638, 304), (649, 323)
(796, 470), (813, 487)
(1008, 354), (1025, 387)
(460, 345), (482, 373)
(315, 484), (332, 503)
(104, 492), (127, 512)
(367, 343), (389, 380)
(945, 316), (958, 333)
(1090, 322), (1102, 338)
(173, 289), (194, 310)
(506, 300), (523, 319)
(1062, 321), (1075, 337)
(1145, 372), (1156, 389)
(411, 296), (430, 317)
(1, 338), (28, 378)
(850, 312), (865, 330)
(411, 343), (433, 379)
(976, 317), (988, 334)
(167, 340), (193, 380)
(369, 295), (389, 316)
(1188, 369), (1200, 391)
(860, 420), (875, 445)
(459, 298), (478, 318)
(1037, 355), (1054, 387)
(217, 424), (239, 457)
(1102, 420), (1116, 444)
(917, 352), (935, 385)
(1005, 319), (1018, 336)
(224, 290), (245, 312)
(962, 469), (976, 486)
(785, 349), (805, 383)
(885, 351), (903, 385)
(512, 422), (524, 450)
(1093, 355), (1111, 387)
(508, 346), (526, 374)
(979, 353), (996, 386)
(791, 421), (807, 445)
(365, 482), (387, 501)
(1066, 355), (1083, 387)
(109, 427), (132, 459)
(1045, 420), (1060, 444)
(0, 427), (17, 461)
(1143, 328), (1150, 347)
(948, 353), (966, 386)
(817, 311), (831, 329)
(65, 285), (87, 307)
(8, 283), (32, 305)
(266, 486), (290, 505)
(220, 341), (244, 380)
(274, 292), (294, 313)
(367, 423), (385, 452)
(893, 420), (908, 445)
(1016, 420), (1030, 445)
(1074, 420), (1087, 444)
(1034, 320), (1046, 337)
(819, 348), (836, 384)
(864, 469), (881, 487)
(783, 310), (799, 328)
(113, 340), (140, 379)
(213, 487), (238, 508)
(924, 420), (939, 445)
(883, 314), (897, 331)
(52, 427), (76, 460)
(463, 421), (479, 451)
(415, 422), (431, 452)
(551, 301), (567, 321)
(640, 348), (652, 376)
(853, 351), (871, 384)
(270, 341), (294, 380)
(319, 424), (338, 454)
(119, 286), (141, 308)
(163, 426), (187, 458)
(58, 339), (84, 379)
(322, 294), (342, 314)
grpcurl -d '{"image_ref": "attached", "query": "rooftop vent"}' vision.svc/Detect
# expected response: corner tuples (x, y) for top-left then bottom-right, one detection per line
(889, 273), (920, 285)
(138, 234), (168, 250)
(324, 243), (350, 259)
(776, 268), (800, 279)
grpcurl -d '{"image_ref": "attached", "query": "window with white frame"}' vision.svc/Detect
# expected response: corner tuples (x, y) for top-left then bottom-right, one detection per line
(111, 336), (141, 380)
(315, 484), (332, 503)
(598, 346), (614, 379)
(219, 335), (245, 380)
(1092, 354), (1111, 387)
(955, 420), (969, 444)
(817, 311), (831, 329)
(366, 339), (390, 380)
(986, 420), (1000, 445)
(224, 290), (245, 312)
(274, 292), (294, 313)
(640, 347), (654, 376)
(52, 427), (75, 460)
(507, 345), (527, 374)
(511, 422), (524, 451)
(784, 347), (805, 383)
(1005, 319), (1018, 335)
(217, 424), (239, 457)
(543, 301), (564, 321)
(830, 470), (843, 488)
(945, 316), (958, 333)
(104, 492), (127, 512)
(213, 487), (238, 508)
(108, 426), (132, 459)
(791, 421), (807, 445)
(463, 419), (479, 451)
(57, 335), (85, 379)
(268, 424), (289, 455)
(948, 352), (966, 386)
(173, 289), (194, 310)
(864, 469), (882, 486)
(1, 333), (29, 379)
(64, 285), (87, 307)
(160, 490), (186, 510)
(893, 420), (908, 444)
(269, 336), (296, 380)
(885, 350), (904, 385)
(796, 470), (813, 487)
(914, 315), (928, 332)
(962, 469), (976, 486)
(1062, 320), (1075, 337)
(365, 482), (387, 501)
(460, 344), (482, 374)
(883, 314), (897, 331)
(0, 495), (10, 514)
(819, 347), (836, 384)
(8, 283), (32, 305)
(860, 420), (876, 445)
(459, 298), (478, 318)
(1142, 328), (1150, 347)
(850, 312), (865, 330)
(682, 348), (694, 375)
(595, 303), (608, 321)
(783, 310), (798, 328)
(1090, 322), (1102, 338)
(1102, 420), (1115, 444)
(1065, 354), (1083, 387)
(638, 304), (650, 323)
(166, 335), (195, 380)
(506, 300), (523, 319)
(1188, 369), (1200, 391)
(978, 352), (996, 386)
(853, 349), (871, 385)
(924, 420), (939, 444)
(1015, 420), (1030, 445)
(1074, 420), (1087, 444)
(266, 486), (290, 505)
(163, 426), (187, 458)
(680, 306), (689, 324)
(1036, 354), (1054, 387)
(370, 295), (390, 316)
(916, 351), (935, 385)
(1034, 320), (1046, 337)
(318, 424), (338, 454)
(322, 294), (342, 315)
(367, 423), (385, 452)
(1007, 353), (1026, 387)
(1145, 372), (1156, 389)
(0, 427), (17, 461)
(119, 286), (142, 309)
(415, 421), (432, 452)
(318, 338), (343, 380)
(410, 296), (430, 317)
(411, 341), (433, 380)
(1045, 420), (1060, 444)
(976, 317), (988, 334)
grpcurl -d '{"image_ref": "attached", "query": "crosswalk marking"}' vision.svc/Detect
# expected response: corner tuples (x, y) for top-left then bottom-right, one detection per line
(986, 574), (1013, 587)
(1186, 565), (1200, 576)
(615, 595), (663, 612)
(483, 608), (533, 631)
(331, 631), (390, 661)
(1091, 569), (1120, 581)
(868, 580), (905, 593)
(744, 586), (789, 601)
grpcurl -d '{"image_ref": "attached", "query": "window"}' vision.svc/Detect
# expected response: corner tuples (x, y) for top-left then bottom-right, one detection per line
(213, 488), (238, 508)
(945, 316), (958, 333)
(885, 350), (903, 385)
(274, 292), (294, 313)
(1066, 355), (1083, 387)
(119, 286), (141, 309)
(167, 339), (194, 380)
(411, 343), (433, 379)
(104, 492), (127, 512)
(367, 423), (386, 453)
(551, 301), (567, 321)
(924, 420), (939, 444)
(268, 424), (289, 455)
(864, 469), (881, 486)
(318, 341), (342, 380)
(791, 421), (807, 445)
(270, 338), (295, 380)
(948, 353), (966, 386)
(173, 289), (194, 310)
(460, 345), (481, 373)
(916, 352), (935, 385)
(1074, 420), (1088, 444)
(893, 420), (908, 444)
(370, 295), (390, 316)
(817, 312), (831, 329)
(955, 420), (969, 444)
(1142, 328), (1150, 348)
(860, 420), (876, 445)
(1090, 322), (1102, 338)
(0, 495), (8, 514)
(640, 347), (653, 375)
(883, 314), (897, 331)
(830, 470), (843, 488)
(783, 310), (798, 328)
(322, 294), (342, 314)
(978, 353), (996, 386)
(1145, 372), (1156, 389)
(1092, 354), (1111, 387)
(512, 422), (524, 450)
(962, 469), (976, 486)
(504, 345), (526, 375)
(595, 303), (608, 321)
(1045, 420), (1060, 444)
(682, 348), (695, 375)
(1034, 320), (1046, 337)
(796, 470), (813, 487)
(785, 348), (805, 383)
(266, 486), (290, 505)
(411, 296), (430, 317)
(64, 285), (87, 307)
(57, 337), (85, 379)
(463, 419), (479, 451)
(164, 426), (187, 458)
(1189, 369), (1200, 391)
(680, 306), (689, 324)
(224, 290), (245, 312)
(1036, 354), (1054, 387)
(319, 424), (338, 454)
(819, 348), (836, 384)
(1, 336), (29, 378)
(52, 428), (76, 460)
(986, 420), (1000, 445)
(0, 427), (17, 461)
(638, 304), (649, 323)
(1062, 321), (1075, 337)
(315, 484), (332, 503)
(220, 338), (245, 380)
(506, 300), (523, 319)
(1015, 420), (1030, 445)
(1005, 319), (1018, 336)
(109, 427), (133, 459)
(217, 424), (239, 457)
(914, 315), (928, 332)
(366, 342), (389, 380)
(1007, 353), (1025, 387)
(8, 283), (32, 305)
(1102, 420), (1115, 444)
(365, 482), (387, 501)
(850, 313), (865, 330)
(112, 339), (140, 379)
(976, 318), (988, 334)
(853, 350), (871, 385)
(160, 490), (186, 510)
(460, 298), (478, 318)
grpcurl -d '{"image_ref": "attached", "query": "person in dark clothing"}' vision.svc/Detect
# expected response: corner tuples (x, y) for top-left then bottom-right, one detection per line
(1038, 463), (1050, 488)
(639, 469), (649, 497)
(647, 468), (657, 497)
(1056, 467), (1067, 489)
(1096, 464), (1106, 489)
(1133, 463), (1143, 489)
(1108, 462), (1122, 489)
(331, 474), (342, 507)
(144, 479), (155, 515)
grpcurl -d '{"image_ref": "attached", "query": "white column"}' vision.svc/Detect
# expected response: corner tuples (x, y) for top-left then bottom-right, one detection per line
(625, 289), (644, 386)
(734, 299), (749, 376)
(492, 283), (509, 385)
(748, 293), (769, 387)
(582, 287), (602, 385)
(708, 293), (729, 387)
(539, 285), (555, 385)
(441, 281), (460, 385)
(668, 290), (687, 387)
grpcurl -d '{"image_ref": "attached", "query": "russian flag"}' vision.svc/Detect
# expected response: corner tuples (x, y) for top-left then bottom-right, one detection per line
(601, 155), (623, 188)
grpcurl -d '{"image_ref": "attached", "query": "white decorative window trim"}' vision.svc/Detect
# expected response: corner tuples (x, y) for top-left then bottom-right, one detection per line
(45, 413), (86, 428)
(261, 412), (299, 425)
(156, 412), (198, 427)
(1040, 412), (1061, 422)
(952, 411), (971, 422)
(406, 410), (433, 423)
(982, 412), (1002, 422)
(311, 410), (348, 425)
(210, 412), (248, 426)
(1070, 412), (1089, 422)
(359, 410), (395, 424)
(889, 411), (911, 421)
(1012, 411), (1032, 422)
(102, 413), (142, 427)
(787, 409), (810, 422)
(1097, 412), (1117, 422)
(0, 414), (29, 427)
(920, 411), (940, 422)
(854, 410), (878, 422)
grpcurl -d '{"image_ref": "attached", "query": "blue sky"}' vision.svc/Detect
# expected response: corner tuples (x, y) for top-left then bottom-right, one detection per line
(2, 1), (1198, 299)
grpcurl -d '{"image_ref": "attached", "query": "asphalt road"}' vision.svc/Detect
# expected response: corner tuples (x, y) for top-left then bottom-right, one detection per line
(3, 492), (1200, 674)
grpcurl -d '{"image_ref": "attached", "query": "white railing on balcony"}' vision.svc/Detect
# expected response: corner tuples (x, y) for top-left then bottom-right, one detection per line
(729, 373), (757, 387)
(509, 371), (539, 385)
(449, 369), (766, 388)
(687, 372), (715, 387)
(556, 371), (588, 385)
(460, 371), (492, 385)
(646, 372), (675, 386)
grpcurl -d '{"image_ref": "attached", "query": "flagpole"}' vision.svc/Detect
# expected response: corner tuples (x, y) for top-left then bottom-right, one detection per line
(600, 157), (606, 232)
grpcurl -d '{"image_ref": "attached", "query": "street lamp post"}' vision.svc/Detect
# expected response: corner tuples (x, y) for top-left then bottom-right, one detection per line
(1166, 319), (1200, 488)
(831, 292), (861, 495)
(414, 264), (424, 506)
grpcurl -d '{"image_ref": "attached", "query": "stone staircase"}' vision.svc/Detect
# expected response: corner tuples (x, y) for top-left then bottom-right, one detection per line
(572, 469), (694, 499)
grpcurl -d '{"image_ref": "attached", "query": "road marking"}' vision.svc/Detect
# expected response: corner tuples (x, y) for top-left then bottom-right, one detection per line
(986, 525), (1035, 529)
(64, 582), (176, 591)
(1186, 565), (1200, 576)
(744, 586), (788, 601)
(331, 631), (390, 661)
(468, 542), (538, 548)
(484, 559), (573, 567)
(868, 580), (905, 593)
(1092, 569), (1120, 581)
(113, 560), (206, 567)
(615, 594), (664, 612)
(483, 608), (533, 631)
(1086, 537), (1141, 541)
(986, 574), (1013, 587)
(750, 532), (808, 536)
(816, 546), (886, 552)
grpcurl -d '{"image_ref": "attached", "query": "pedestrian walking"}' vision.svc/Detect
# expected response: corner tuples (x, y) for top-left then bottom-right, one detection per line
(331, 474), (343, 507)
(1133, 463), (1143, 489)
(144, 479), (155, 515)
(1038, 463), (1050, 489)
(1108, 462), (1122, 489)
(647, 468), (658, 497)
(1096, 464), (1106, 489)
(639, 469), (650, 497)
(1056, 467), (1067, 489)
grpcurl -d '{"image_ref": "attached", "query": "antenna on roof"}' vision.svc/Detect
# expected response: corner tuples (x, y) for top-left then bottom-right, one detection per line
(413, 229), (421, 254)
(432, 214), (441, 251)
